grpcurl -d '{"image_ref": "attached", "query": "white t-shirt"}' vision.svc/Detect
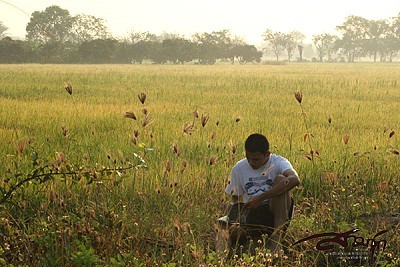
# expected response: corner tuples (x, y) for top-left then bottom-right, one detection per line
(225, 154), (297, 203)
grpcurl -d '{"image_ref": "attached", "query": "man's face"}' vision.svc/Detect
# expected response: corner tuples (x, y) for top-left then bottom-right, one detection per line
(246, 150), (270, 170)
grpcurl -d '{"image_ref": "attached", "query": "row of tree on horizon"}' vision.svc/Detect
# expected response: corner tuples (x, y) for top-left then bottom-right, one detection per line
(1, 5), (400, 64)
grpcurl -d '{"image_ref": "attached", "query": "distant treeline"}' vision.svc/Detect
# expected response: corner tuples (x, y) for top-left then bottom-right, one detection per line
(0, 34), (263, 65)
(1, 5), (400, 64)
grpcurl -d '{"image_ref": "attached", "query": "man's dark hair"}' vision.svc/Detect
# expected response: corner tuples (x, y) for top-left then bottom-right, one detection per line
(245, 133), (270, 154)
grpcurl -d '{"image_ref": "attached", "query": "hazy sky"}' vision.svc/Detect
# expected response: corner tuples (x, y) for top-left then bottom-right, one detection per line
(1, 0), (400, 45)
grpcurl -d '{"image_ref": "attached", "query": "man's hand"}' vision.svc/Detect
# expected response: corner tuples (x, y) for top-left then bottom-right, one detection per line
(244, 195), (263, 209)
(243, 171), (299, 210)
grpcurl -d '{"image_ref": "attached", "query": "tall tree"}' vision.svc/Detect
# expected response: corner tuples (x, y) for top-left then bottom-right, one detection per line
(231, 44), (263, 64)
(387, 13), (400, 61)
(126, 29), (158, 44)
(285, 31), (305, 61)
(0, 21), (8, 39)
(227, 36), (246, 63)
(297, 45), (303, 61)
(26, 5), (73, 44)
(364, 19), (390, 62)
(0, 37), (26, 63)
(312, 33), (337, 61)
(78, 38), (118, 63)
(211, 29), (234, 60)
(132, 41), (153, 63)
(391, 12), (400, 41)
(192, 29), (235, 64)
(336, 15), (369, 62)
(70, 14), (110, 43)
(262, 29), (286, 61)
(161, 37), (196, 64)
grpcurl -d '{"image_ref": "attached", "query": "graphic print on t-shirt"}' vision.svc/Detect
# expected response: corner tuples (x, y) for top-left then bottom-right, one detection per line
(244, 176), (274, 196)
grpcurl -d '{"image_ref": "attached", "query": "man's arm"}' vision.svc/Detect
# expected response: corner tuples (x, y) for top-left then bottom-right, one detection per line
(245, 169), (299, 208)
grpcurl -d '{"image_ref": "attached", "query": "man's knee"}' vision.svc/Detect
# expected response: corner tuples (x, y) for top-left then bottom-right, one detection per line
(269, 193), (291, 218)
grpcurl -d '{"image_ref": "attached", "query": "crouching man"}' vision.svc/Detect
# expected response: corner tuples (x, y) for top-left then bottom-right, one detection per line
(222, 133), (300, 254)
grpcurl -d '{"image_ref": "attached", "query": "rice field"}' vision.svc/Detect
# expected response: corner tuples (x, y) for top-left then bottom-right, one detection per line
(0, 63), (399, 266)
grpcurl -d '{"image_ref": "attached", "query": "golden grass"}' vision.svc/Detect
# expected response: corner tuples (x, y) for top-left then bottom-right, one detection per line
(0, 63), (399, 266)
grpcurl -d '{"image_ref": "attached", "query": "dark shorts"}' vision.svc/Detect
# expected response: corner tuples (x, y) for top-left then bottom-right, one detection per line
(227, 198), (294, 238)
(227, 202), (274, 226)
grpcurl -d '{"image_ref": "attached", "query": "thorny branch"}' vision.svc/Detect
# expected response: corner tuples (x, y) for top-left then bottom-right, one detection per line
(0, 162), (144, 205)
